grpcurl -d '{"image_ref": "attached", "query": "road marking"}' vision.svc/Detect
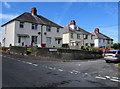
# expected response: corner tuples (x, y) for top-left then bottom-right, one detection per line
(110, 79), (120, 82)
(85, 73), (88, 75)
(32, 64), (38, 66)
(58, 69), (63, 72)
(112, 77), (119, 80)
(69, 71), (73, 74)
(105, 76), (111, 79)
(26, 62), (32, 65)
(49, 67), (53, 70)
(95, 76), (106, 80)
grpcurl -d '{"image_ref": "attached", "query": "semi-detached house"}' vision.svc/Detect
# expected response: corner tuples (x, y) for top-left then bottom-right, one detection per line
(62, 20), (95, 49)
(2, 8), (63, 47)
(1, 7), (113, 49)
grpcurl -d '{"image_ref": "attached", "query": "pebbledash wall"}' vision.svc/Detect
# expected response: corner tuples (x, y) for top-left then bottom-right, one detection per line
(9, 46), (103, 60)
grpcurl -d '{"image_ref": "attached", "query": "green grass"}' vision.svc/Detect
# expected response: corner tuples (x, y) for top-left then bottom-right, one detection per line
(0, 47), (9, 51)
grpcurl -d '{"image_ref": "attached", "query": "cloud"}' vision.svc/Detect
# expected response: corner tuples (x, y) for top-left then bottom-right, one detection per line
(4, 2), (11, 8)
(0, 13), (18, 20)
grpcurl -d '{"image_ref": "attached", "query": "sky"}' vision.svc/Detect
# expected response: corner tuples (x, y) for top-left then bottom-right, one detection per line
(0, 2), (119, 43)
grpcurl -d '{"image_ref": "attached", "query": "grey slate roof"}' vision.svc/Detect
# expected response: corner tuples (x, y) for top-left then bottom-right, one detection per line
(63, 25), (93, 35)
(2, 12), (63, 28)
(91, 32), (113, 40)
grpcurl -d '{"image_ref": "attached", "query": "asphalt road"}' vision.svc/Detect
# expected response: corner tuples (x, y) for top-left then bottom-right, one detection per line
(2, 52), (120, 88)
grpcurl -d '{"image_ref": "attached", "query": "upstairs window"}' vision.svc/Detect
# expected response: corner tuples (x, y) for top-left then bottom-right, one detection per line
(103, 39), (105, 43)
(20, 22), (24, 28)
(32, 24), (37, 30)
(84, 35), (88, 39)
(46, 26), (51, 32)
(70, 33), (73, 39)
(77, 34), (80, 39)
(56, 28), (59, 33)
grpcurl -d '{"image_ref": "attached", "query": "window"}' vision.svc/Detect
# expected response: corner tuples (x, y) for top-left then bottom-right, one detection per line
(84, 35), (88, 39)
(20, 22), (24, 28)
(46, 37), (51, 45)
(31, 36), (37, 44)
(46, 26), (51, 32)
(85, 43), (88, 46)
(56, 39), (61, 44)
(71, 33), (73, 38)
(18, 36), (21, 43)
(99, 39), (101, 43)
(77, 34), (80, 39)
(32, 24), (37, 30)
(107, 40), (110, 44)
(91, 35), (93, 40)
(56, 28), (59, 33)
(103, 39), (105, 43)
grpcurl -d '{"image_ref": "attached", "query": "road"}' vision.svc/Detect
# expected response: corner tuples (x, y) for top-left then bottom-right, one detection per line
(2, 52), (120, 88)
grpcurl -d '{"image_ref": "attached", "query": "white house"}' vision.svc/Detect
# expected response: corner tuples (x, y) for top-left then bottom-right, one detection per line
(62, 20), (95, 49)
(1, 8), (113, 49)
(2, 8), (63, 47)
(91, 28), (113, 48)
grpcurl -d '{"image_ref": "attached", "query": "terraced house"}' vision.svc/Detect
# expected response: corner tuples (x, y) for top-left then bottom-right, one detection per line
(2, 8), (63, 47)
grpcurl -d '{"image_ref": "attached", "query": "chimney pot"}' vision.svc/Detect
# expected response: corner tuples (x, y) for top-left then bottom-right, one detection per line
(31, 7), (37, 15)
(70, 20), (76, 25)
(94, 28), (99, 33)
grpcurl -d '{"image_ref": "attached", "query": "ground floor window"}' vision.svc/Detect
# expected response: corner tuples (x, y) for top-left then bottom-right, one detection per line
(46, 37), (51, 45)
(18, 36), (21, 43)
(31, 36), (37, 44)
(85, 43), (88, 46)
(55, 38), (61, 44)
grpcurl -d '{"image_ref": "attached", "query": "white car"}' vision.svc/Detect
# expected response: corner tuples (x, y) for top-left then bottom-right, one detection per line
(103, 50), (120, 63)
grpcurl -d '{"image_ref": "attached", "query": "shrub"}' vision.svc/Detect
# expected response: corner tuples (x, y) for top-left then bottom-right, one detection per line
(81, 46), (85, 50)
(85, 46), (90, 51)
(1, 47), (9, 51)
(27, 48), (35, 52)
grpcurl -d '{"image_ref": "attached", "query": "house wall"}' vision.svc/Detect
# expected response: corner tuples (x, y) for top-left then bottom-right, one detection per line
(63, 32), (84, 48)
(2, 21), (16, 47)
(63, 33), (69, 44)
(84, 35), (95, 47)
(94, 39), (99, 47)
(15, 21), (63, 47)
(42, 26), (63, 47)
(94, 39), (113, 48)
(15, 21), (41, 47)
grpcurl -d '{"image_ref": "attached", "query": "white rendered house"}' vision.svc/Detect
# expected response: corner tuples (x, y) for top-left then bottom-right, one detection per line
(91, 28), (113, 48)
(62, 20), (95, 49)
(2, 8), (63, 47)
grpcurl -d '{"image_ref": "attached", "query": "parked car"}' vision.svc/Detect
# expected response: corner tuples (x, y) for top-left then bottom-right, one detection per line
(103, 50), (120, 63)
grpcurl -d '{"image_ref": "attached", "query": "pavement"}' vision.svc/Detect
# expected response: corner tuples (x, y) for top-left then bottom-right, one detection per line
(2, 52), (120, 88)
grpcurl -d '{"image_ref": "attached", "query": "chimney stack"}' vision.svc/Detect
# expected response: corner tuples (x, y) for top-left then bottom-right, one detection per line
(31, 7), (37, 15)
(94, 28), (99, 33)
(70, 20), (76, 25)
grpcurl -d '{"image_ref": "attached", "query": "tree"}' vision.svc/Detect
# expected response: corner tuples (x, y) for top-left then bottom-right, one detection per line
(112, 43), (120, 49)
